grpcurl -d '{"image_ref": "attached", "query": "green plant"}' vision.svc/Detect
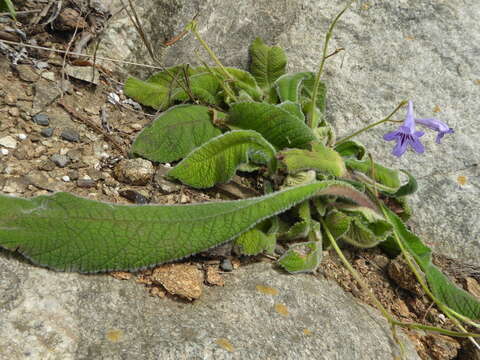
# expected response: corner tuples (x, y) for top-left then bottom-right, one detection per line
(0, 0), (15, 18)
(0, 2), (479, 355)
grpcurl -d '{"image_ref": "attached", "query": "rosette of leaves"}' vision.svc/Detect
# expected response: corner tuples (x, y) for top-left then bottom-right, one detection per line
(0, 36), (478, 322)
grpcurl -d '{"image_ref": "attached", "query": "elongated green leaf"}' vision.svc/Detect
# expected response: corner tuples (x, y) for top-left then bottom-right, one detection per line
(274, 72), (310, 103)
(167, 130), (277, 188)
(280, 201), (311, 241)
(124, 66), (190, 110)
(383, 206), (480, 319)
(278, 241), (322, 274)
(0, 0), (15, 18)
(215, 67), (263, 101)
(249, 38), (287, 92)
(279, 144), (346, 177)
(0, 182), (343, 273)
(346, 158), (401, 191)
(131, 105), (222, 162)
(228, 102), (315, 149)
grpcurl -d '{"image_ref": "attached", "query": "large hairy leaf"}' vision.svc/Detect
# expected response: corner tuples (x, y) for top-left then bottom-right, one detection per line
(278, 241), (322, 274)
(249, 37), (287, 92)
(383, 206), (480, 320)
(228, 102), (316, 149)
(124, 66), (191, 110)
(131, 105), (222, 162)
(167, 130), (277, 188)
(0, 181), (344, 273)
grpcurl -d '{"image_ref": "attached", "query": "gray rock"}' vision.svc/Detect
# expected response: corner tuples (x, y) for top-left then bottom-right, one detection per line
(65, 64), (100, 85)
(220, 258), (233, 272)
(32, 79), (60, 114)
(40, 127), (54, 138)
(0, 259), (419, 360)
(60, 128), (80, 143)
(114, 158), (155, 185)
(154, 166), (181, 193)
(77, 178), (96, 188)
(33, 113), (50, 126)
(50, 154), (71, 168)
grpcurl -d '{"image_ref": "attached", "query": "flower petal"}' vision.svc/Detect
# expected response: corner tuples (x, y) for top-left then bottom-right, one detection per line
(392, 140), (408, 157)
(414, 131), (424, 138)
(410, 137), (425, 154)
(383, 130), (399, 141)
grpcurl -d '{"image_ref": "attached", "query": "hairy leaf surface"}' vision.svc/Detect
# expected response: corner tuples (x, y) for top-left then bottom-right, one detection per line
(228, 102), (315, 149)
(249, 38), (287, 92)
(278, 241), (322, 274)
(167, 130), (277, 188)
(383, 207), (480, 320)
(0, 182), (350, 273)
(131, 105), (222, 162)
(279, 144), (346, 177)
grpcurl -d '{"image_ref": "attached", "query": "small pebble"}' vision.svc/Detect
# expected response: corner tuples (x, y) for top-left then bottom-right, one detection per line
(40, 127), (54, 138)
(220, 259), (233, 272)
(61, 128), (80, 142)
(0, 136), (17, 149)
(33, 113), (50, 126)
(50, 154), (71, 168)
(62, 175), (70, 182)
(119, 189), (149, 204)
(77, 178), (96, 188)
(1, 148), (9, 155)
(17, 133), (27, 140)
(113, 158), (155, 186)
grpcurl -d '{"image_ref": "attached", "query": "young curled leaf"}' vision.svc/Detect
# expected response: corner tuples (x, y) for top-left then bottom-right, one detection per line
(167, 130), (277, 189)
(249, 37), (287, 94)
(278, 241), (322, 274)
(279, 144), (345, 178)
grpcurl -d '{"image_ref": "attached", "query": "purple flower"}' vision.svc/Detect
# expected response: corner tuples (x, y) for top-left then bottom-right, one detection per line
(415, 117), (454, 144)
(383, 101), (425, 157)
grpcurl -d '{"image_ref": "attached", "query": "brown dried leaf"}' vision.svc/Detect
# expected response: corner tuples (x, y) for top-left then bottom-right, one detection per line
(151, 263), (204, 300)
(205, 266), (225, 287)
(110, 271), (132, 280)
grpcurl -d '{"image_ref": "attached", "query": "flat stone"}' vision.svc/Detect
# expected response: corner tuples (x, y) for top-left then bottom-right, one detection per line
(40, 127), (54, 138)
(77, 178), (96, 188)
(33, 113), (50, 126)
(15, 65), (39, 82)
(0, 136), (17, 149)
(65, 64), (100, 85)
(50, 154), (71, 168)
(32, 80), (60, 114)
(0, 260), (420, 359)
(60, 128), (80, 143)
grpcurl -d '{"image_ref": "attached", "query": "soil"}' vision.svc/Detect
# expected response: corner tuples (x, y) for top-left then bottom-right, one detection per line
(0, 2), (479, 360)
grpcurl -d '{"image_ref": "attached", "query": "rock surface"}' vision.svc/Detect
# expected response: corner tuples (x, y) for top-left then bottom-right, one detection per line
(0, 257), (419, 360)
(100, 0), (480, 265)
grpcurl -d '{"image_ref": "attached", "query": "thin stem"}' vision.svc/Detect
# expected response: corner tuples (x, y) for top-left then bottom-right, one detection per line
(188, 21), (237, 102)
(307, 1), (355, 128)
(320, 218), (480, 339)
(335, 100), (407, 146)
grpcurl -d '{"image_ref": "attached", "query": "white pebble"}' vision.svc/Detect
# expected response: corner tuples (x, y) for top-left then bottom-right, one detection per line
(17, 133), (27, 140)
(164, 163), (171, 168)
(1, 148), (9, 155)
(0, 135), (17, 149)
(62, 175), (71, 182)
